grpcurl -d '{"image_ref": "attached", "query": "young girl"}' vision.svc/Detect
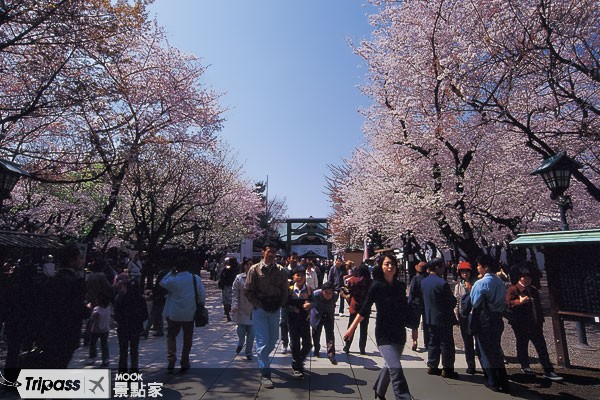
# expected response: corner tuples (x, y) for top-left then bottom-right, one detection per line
(344, 252), (413, 400)
(87, 293), (112, 366)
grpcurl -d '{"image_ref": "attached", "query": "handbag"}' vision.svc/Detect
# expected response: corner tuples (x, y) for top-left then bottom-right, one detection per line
(193, 275), (209, 327)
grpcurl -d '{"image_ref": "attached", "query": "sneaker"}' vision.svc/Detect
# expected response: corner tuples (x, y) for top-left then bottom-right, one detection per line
(292, 370), (304, 379)
(520, 367), (536, 375)
(281, 346), (288, 354)
(544, 371), (563, 381)
(261, 376), (275, 389)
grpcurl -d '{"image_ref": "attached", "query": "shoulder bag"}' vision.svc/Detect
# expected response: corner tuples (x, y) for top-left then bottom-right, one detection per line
(193, 275), (209, 327)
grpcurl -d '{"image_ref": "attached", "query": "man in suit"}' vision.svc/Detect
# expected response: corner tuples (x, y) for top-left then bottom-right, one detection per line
(421, 258), (458, 379)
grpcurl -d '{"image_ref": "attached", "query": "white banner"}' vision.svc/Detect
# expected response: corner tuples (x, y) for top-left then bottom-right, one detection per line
(240, 238), (253, 261)
(291, 245), (328, 258)
(16, 369), (110, 399)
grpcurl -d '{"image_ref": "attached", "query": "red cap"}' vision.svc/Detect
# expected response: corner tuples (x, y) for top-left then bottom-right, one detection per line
(457, 261), (472, 271)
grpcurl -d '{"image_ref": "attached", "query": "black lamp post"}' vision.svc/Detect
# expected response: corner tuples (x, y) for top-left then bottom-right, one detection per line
(531, 152), (593, 349)
(0, 158), (31, 210)
(530, 151), (582, 231)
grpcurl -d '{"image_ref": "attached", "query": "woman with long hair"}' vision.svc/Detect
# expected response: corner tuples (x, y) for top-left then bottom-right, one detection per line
(343, 252), (412, 400)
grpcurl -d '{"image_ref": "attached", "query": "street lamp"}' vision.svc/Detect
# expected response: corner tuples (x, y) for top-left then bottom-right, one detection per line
(0, 158), (31, 209)
(530, 151), (582, 231)
(531, 152), (592, 349)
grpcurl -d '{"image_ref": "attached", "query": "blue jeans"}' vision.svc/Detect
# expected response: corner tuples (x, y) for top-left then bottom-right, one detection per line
(253, 307), (280, 376)
(236, 324), (255, 356)
(374, 343), (412, 400)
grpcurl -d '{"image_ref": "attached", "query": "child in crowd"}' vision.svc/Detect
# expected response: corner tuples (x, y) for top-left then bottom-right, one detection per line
(310, 281), (339, 364)
(87, 293), (112, 366)
(286, 265), (313, 379)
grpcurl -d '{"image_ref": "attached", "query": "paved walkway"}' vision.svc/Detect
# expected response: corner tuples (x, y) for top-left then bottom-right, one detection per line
(4, 271), (556, 399)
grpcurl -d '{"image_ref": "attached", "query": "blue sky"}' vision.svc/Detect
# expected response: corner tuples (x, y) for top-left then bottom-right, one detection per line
(149, 1), (374, 218)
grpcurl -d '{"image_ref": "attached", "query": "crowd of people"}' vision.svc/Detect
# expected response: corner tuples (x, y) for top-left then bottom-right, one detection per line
(1, 244), (563, 399)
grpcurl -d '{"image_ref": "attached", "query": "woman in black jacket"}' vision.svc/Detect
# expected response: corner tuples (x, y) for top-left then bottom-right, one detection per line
(344, 252), (412, 400)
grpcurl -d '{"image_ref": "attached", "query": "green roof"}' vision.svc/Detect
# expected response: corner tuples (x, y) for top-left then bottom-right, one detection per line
(510, 229), (600, 247)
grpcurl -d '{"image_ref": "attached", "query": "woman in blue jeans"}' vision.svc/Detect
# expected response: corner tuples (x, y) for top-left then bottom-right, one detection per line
(344, 252), (412, 400)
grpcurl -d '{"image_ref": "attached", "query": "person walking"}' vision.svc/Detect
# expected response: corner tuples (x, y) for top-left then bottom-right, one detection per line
(280, 252), (298, 355)
(344, 252), (413, 400)
(160, 258), (206, 373)
(453, 261), (478, 375)
(328, 258), (346, 316)
(38, 244), (88, 368)
(408, 261), (429, 351)
(113, 279), (148, 372)
(506, 268), (562, 381)
(127, 252), (143, 285)
(86, 292), (112, 366)
(310, 281), (339, 362)
(305, 259), (319, 290)
(218, 257), (238, 322)
(286, 265), (314, 378)
(421, 258), (458, 379)
(142, 267), (169, 338)
(470, 255), (510, 393)
(231, 258), (255, 360)
(343, 263), (372, 355)
(243, 245), (289, 389)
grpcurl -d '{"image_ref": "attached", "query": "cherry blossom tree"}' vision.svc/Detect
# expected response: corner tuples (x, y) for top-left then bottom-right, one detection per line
(328, 0), (599, 261)
(0, 0), (148, 151)
(117, 141), (262, 258)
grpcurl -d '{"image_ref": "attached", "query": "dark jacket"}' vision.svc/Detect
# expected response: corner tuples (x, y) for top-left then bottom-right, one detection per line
(408, 271), (428, 312)
(506, 283), (544, 332)
(421, 274), (457, 326)
(359, 279), (408, 346)
(38, 268), (88, 353)
(114, 286), (149, 334)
